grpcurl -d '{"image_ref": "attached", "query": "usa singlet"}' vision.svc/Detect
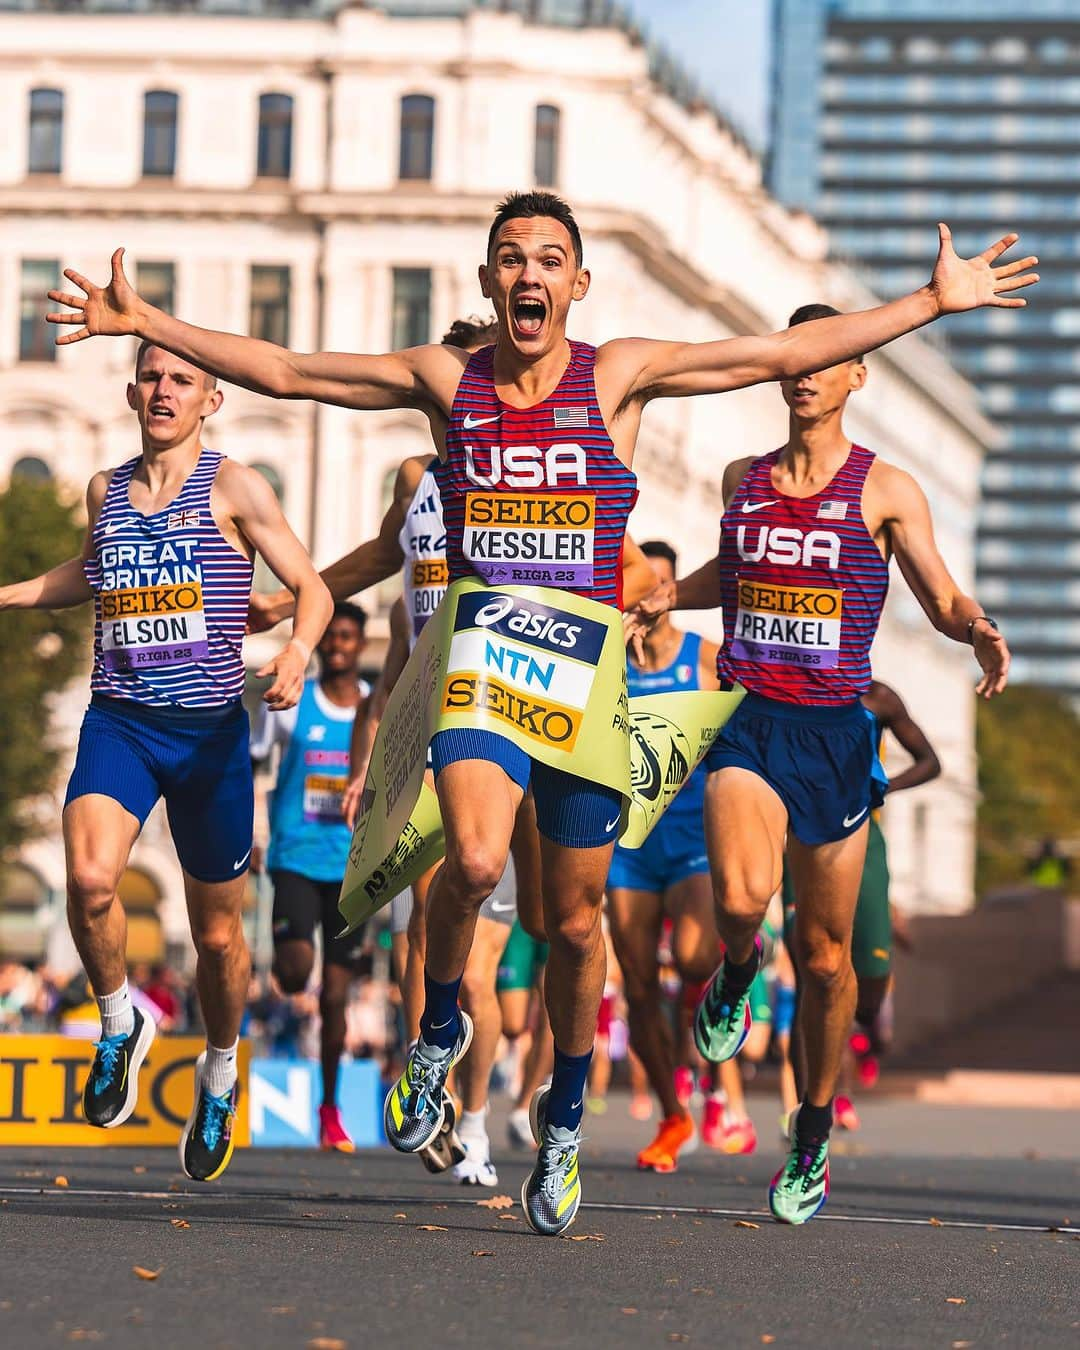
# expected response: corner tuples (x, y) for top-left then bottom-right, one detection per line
(85, 449), (254, 709)
(716, 446), (889, 705)
(398, 464), (448, 647)
(435, 342), (638, 608)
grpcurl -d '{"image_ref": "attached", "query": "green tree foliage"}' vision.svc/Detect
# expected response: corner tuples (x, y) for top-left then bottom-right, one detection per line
(0, 477), (89, 858)
(976, 685), (1080, 893)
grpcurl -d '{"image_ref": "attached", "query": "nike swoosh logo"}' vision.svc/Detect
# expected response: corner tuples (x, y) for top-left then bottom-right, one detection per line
(489, 901), (515, 913)
(463, 412), (501, 430)
(842, 807), (868, 828)
(605, 816), (620, 832)
(570, 1099), (582, 1110)
(103, 519), (128, 535)
(430, 1017), (454, 1030)
(741, 500), (777, 514)
(233, 848), (252, 871)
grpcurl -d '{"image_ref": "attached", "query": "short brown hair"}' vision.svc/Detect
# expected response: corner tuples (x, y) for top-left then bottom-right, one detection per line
(487, 191), (583, 267)
(135, 339), (217, 390)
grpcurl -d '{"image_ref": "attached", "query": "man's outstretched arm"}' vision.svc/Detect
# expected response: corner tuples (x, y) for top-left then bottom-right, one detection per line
(611, 225), (1038, 401)
(47, 248), (458, 412)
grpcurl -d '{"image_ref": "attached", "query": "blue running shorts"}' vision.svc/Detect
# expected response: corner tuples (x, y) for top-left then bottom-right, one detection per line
(65, 695), (254, 883)
(607, 810), (709, 893)
(430, 727), (621, 849)
(704, 692), (882, 846)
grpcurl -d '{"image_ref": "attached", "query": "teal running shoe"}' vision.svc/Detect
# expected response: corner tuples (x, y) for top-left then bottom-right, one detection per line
(383, 1012), (473, 1154)
(693, 936), (762, 1063)
(521, 1086), (583, 1237)
(769, 1119), (831, 1225)
(179, 1053), (240, 1182)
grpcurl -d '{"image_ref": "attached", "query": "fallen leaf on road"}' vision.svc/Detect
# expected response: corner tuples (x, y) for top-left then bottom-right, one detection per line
(952, 1342), (973, 1348)
(433, 1204), (448, 1211)
(54, 1175), (70, 1187)
(132, 1267), (161, 1282)
(67, 1332), (103, 1342)
(133, 1166), (147, 1175)
(946, 1298), (967, 1305)
(497, 1214), (519, 1222)
(734, 1220), (759, 1230)
(621, 1308), (637, 1315)
(569, 1233), (605, 1242)
(307, 1340), (346, 1350)
(416, 1225), (448, 1232)
(928, 1218), (943, 1227)
(762, 1338), (776, 1345)
(668, 1337), (689, 1344)
(471, 1251), (494, 1258)
(476, 1194), (514, 1210)
(169, 1220), (190, 1230)
(270, 1307), (295, 1315)
(393, 1214), (407, 1220)
(302, 1212), (319, 1218)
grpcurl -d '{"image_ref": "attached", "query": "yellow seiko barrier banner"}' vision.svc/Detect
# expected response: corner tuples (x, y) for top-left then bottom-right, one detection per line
(0, 1035), (251, 1147)
(339, 579), (744, 932)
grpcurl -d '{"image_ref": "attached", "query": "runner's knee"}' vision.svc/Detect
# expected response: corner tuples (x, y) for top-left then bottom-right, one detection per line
(443, 844), (507, 907)
(546, 903), (602, 962)
(710, 870), (769, 931)
(799, 935), (852, 992)
(191, 912), (245, 962)
(66, 859), (121, 918)
(274, 949), (314, 994)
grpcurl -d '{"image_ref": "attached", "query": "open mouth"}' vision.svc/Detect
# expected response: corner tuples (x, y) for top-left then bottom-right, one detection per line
(511, 296), (546, 337)
(148, 404), (175, 423)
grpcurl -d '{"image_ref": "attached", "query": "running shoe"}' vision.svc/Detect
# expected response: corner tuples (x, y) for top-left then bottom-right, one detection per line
(857, 1054), (881, 1089)
(453, 1123), (498, 1187)
(507, 1105), (535, 1151)
(179, 1052), (240, 1182)
(701, 1093), (727, 1149)
(720, 1116), (758, 1155)
(636, 1111), (696, 1173)
(629, 1092), (654, 1122)
(383, 1012), (474, 1155)
(673, 1065), (695, 1106)
(835, 1095), (861, 1131)
(82, 1007), (156, 1129)
(522, 1086), (583, 1237)
(318, 1103), (355, 1153)
(419, 1092), (467, 1173)
(693, 937), (762, 1064)
(769, 1119), (830, 1225)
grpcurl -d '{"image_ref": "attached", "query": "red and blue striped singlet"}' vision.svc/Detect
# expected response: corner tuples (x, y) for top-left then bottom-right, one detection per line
(715, 446), (889, 706)
(434, 341), (638, 608)
(86, 449), (254, 709)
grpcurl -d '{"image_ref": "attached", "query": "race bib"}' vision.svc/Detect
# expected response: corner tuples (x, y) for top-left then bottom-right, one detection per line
(98, 537), (209, 671)
(410, 558), (449, 637)
(729, 578), (842, 670)
(302, 749), (349, 822)
(462, 492), (595, 589)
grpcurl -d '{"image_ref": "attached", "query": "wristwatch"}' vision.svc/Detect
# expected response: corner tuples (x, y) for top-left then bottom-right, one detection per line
(967, 614), (999, 644)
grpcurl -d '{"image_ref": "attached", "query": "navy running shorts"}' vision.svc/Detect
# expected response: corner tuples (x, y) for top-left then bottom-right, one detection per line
(704, 692), (881, 846)
(607, 810), (709, 893)
(430, 727), (621, 850)
(65, 694), (254, 884)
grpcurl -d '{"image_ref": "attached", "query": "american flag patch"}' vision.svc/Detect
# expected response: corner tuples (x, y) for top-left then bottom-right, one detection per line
(553, 406), (589, 430)
(167, 509), (201, 529)
(817, 501), (848, 521)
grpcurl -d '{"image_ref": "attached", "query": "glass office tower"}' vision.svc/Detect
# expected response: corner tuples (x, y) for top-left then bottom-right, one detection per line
(770, 0), (1080, 695)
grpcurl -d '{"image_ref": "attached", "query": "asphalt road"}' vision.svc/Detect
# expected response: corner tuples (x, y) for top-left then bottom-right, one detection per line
(2, 1099), (1077, 1350)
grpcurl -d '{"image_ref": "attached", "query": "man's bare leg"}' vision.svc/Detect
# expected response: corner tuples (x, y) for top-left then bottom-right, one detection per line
(457, 916), (513, 1114)
(510, 792), (546, 941)
(402, 865), (436, 1044)
(184, 871), (251, 1058)
(704, 769), (787, 961)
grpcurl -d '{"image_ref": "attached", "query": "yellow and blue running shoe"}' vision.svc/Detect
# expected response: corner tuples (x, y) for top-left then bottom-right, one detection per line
(383, 1012), (474, 1155)
(521, 1086), (583, 1237)
(179, 1052), (239, 1182)
(769, 1118), (830, 1225)
(693, 935), (763, 1063)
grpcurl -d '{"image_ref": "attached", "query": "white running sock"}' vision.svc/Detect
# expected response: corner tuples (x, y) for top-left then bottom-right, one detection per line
(97, 980), (135, 1039)
(203, 1039), (239, 1097)
(459, 1107), (488, 1140)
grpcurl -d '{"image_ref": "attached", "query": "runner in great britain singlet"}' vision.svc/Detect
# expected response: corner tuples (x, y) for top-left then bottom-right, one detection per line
(66, 448), (256, 881)
(430, 342), (638, 849)
(705, 446), (890, 845)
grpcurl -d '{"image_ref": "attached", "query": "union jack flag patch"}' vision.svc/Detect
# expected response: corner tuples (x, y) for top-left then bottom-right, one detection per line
(817, 501), (848, 522)
(553, 406), (589, 430)
(167, 509), (201, 529)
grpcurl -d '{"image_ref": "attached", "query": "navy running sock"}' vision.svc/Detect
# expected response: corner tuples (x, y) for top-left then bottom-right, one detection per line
(546, 1046), (592, 1131)
(419, 970), (462, 1052)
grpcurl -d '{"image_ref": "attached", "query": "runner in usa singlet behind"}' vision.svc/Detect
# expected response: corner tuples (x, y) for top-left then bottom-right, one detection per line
(54, 194), (1033, 1235)
(629, 302), (1012, 1226)
(0, 340), (331, 1186)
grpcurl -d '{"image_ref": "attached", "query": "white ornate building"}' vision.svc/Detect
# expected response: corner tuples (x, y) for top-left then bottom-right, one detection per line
(0, 0), (993, 961)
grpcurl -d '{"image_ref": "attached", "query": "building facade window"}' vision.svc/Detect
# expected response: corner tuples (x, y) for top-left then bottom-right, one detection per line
(143, 90), (178, 178)
(534, 104), (561, 187)
(19, 260), (57, 362)
(257, 93), (293, 179)
(391, 268), (431, 349)
(11, 456), (52, 482)
(28, 88), (63, 175)
(137, 261), (175, 315)
(399, 94), (435, 181)
(249, 266), (290, 347)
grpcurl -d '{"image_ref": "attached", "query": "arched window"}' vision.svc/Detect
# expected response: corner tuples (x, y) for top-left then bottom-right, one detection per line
(534, 104), (560, 187)
(143, 90), (178, 178)
(399, 94), (435, 181)
(11, 455), (52, 482)
(28, 88), (63, 175)
(257, 93), (293, 179)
